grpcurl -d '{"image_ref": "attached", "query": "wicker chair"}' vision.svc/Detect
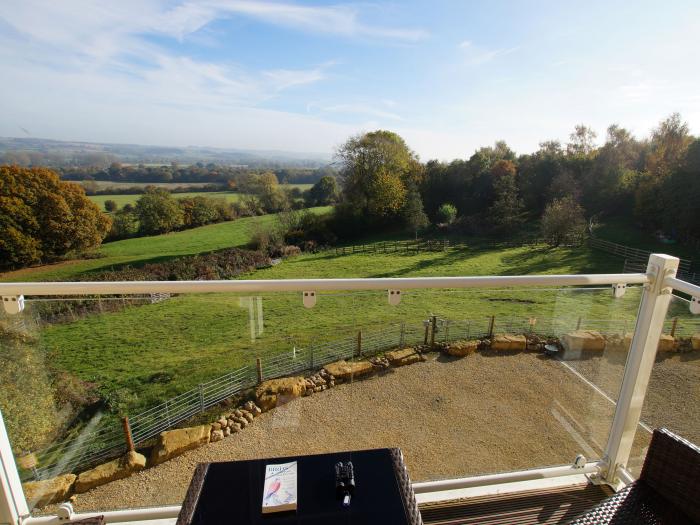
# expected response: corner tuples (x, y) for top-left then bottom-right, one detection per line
(566, 428), (700, 524)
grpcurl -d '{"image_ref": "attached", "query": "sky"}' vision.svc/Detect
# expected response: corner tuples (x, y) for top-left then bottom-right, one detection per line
(1, 0), (699, 160)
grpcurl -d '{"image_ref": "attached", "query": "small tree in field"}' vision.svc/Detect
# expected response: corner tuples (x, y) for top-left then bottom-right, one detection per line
(104, 199), (118, 212)
(436, 203), (457, 224)
(402, 186), (429, 239)
(541, 196), (586, 246)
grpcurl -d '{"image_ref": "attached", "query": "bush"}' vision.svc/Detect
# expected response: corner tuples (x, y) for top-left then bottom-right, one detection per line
(541, 196), (587, 246)
(104, 199), (118, 212)
(135, 188), (183, 234)
(436, 203), (457, 224)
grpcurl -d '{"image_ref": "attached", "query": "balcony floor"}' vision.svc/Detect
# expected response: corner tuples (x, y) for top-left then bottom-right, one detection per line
(419, 482), (612, 525)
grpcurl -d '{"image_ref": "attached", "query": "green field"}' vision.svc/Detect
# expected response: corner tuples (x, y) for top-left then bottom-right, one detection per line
(30, 239), (652, 413)
(88, 191), (246, 209)
(0, 207), (331, 282)
(6, 211), (697, 429)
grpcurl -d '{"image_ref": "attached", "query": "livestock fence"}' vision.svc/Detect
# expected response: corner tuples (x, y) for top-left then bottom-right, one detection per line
(23, 313), (700, 481)
(332, 235), (586, 257)
(622, 259), (700, 286)
(589, 237), (693, 272)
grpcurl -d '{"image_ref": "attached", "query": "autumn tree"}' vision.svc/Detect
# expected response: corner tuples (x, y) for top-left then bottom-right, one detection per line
(0, 165), (111, 270)
(337, 130), (420, 221)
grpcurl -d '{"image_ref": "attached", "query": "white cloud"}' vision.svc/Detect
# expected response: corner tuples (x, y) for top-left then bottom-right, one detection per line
(310, 103), (403, 121)
(458, 40), (518, 66)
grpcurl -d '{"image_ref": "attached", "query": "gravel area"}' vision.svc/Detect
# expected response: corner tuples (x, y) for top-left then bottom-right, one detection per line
(63, 350), (626, 513)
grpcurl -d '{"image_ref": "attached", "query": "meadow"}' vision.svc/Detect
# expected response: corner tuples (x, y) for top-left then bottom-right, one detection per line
(0, 207), (330, 282)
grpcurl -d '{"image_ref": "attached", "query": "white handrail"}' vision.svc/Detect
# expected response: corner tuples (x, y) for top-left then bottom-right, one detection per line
(665, 276), (700, 297)
(0, 273), (650, 296)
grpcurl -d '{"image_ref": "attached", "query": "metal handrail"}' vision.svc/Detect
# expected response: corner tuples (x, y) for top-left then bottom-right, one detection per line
(0, 273), (650, 296)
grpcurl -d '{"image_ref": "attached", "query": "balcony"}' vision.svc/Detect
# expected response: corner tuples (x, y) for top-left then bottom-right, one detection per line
(0, 254), (698, 524)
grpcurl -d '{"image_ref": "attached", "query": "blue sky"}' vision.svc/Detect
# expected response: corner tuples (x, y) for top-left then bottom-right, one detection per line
(1, 1), (699, 159)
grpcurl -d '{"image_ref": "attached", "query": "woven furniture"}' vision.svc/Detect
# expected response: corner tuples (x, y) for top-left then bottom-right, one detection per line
(566, 428), (700, 524)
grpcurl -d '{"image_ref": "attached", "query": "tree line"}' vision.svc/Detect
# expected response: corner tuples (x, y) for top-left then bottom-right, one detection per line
(329, 114), (699, 246)
(58, 163), (336, 186)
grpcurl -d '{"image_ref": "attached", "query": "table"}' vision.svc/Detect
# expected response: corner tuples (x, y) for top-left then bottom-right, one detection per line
(176, 448), (422, 525)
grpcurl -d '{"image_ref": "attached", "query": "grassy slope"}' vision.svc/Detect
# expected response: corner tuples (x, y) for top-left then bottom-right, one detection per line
(36, 240), (648, 412)
(1, 207), (331, 282)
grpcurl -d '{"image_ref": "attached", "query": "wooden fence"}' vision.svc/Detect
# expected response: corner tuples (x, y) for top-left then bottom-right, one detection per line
(589, 238), (692, 272)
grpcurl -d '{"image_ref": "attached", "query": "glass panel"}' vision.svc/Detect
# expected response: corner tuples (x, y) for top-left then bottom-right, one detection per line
(626, 293), (700, 477)
(0, 285), (643, 514)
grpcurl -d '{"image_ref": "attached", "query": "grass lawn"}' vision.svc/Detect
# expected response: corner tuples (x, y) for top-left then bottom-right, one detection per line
(32, 240), (653, 413)
(0, 207), (331, 282)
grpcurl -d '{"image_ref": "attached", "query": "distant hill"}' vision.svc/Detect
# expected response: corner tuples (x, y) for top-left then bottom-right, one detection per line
(0, 137), (332, 169)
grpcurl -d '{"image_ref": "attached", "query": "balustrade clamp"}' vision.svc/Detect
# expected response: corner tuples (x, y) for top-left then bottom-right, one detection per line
(612, 284), (626, 298)
(388, 289), (402, 306)
(1, 295), (24, 315)
(691, 296), (700, 314)
(302, 291), (316, 309)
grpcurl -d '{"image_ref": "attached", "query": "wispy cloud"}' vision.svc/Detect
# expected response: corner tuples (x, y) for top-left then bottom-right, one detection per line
(309, 102), (402, 121)
(458, 40), (518, 65)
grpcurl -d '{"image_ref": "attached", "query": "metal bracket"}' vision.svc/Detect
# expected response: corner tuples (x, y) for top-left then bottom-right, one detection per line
(612, 284), (626, 298)
(302, 291), (316, 309)
(388, 290), (401, 306)
(691, 296), (700, 315)
(1, 295), (24, 315)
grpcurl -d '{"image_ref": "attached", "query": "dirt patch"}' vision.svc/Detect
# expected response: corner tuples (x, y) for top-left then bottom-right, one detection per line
(61, 351), (627, 513)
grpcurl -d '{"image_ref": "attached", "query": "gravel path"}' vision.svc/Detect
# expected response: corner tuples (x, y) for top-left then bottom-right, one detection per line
(66, 350), (623, 513)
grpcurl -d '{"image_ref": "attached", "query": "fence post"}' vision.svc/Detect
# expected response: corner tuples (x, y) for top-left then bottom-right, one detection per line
(256, 357), (263, 384)
(576, 317), (582, 330)
(357, 330), (362, 357)
(198, 384), (205, 412)
(430, 316), (437, 347)
(400, 322), (406, 348)
(603, 254), (679, 485)
(670, 317), (678, 337)
(488, 315), (495, 338)
(121, 416), (135, 452)
(164, 401), (172, 429)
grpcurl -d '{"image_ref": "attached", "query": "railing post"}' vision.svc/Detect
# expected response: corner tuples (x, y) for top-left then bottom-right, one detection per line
(602, 254), (679, 485)
(0, 411), (28, 525)
(121, 416), (135, 453)
(256, 357), (263, 384)
(488, 315), (495, 338)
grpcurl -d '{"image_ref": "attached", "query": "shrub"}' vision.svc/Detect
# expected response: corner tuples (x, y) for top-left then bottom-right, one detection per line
(104, 199), (118, 212)
(436, 203), (457, 224)
(541, 196), (587, 246)
(134, 188), (183, 234)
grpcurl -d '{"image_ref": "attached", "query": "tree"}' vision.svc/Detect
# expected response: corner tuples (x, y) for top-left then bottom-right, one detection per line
(489, 160), (524, 231)
(134, 188), (183, 235)
(0, 166), (111, 270)
(104, 199), (118, 212)
(109, 208), (139, 239)
(645, 113), (692, 178)
(336, 130), (418, 221)
(306, 176), (338, 206)
(436, 203), (457, 224)
(541, 196), (586, 246)
(402, 186), (429, 239)
(567, 125), (597, 156)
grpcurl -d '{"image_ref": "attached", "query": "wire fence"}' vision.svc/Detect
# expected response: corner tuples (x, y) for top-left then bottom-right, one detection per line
(623, 259), (700, 286)
(25, 313), (700, 481)
(590, 237), (693, 272)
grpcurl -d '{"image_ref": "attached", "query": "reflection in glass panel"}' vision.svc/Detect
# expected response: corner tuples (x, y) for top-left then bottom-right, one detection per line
(627, 293), (700, 477)
(0, 285), (647, 514)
